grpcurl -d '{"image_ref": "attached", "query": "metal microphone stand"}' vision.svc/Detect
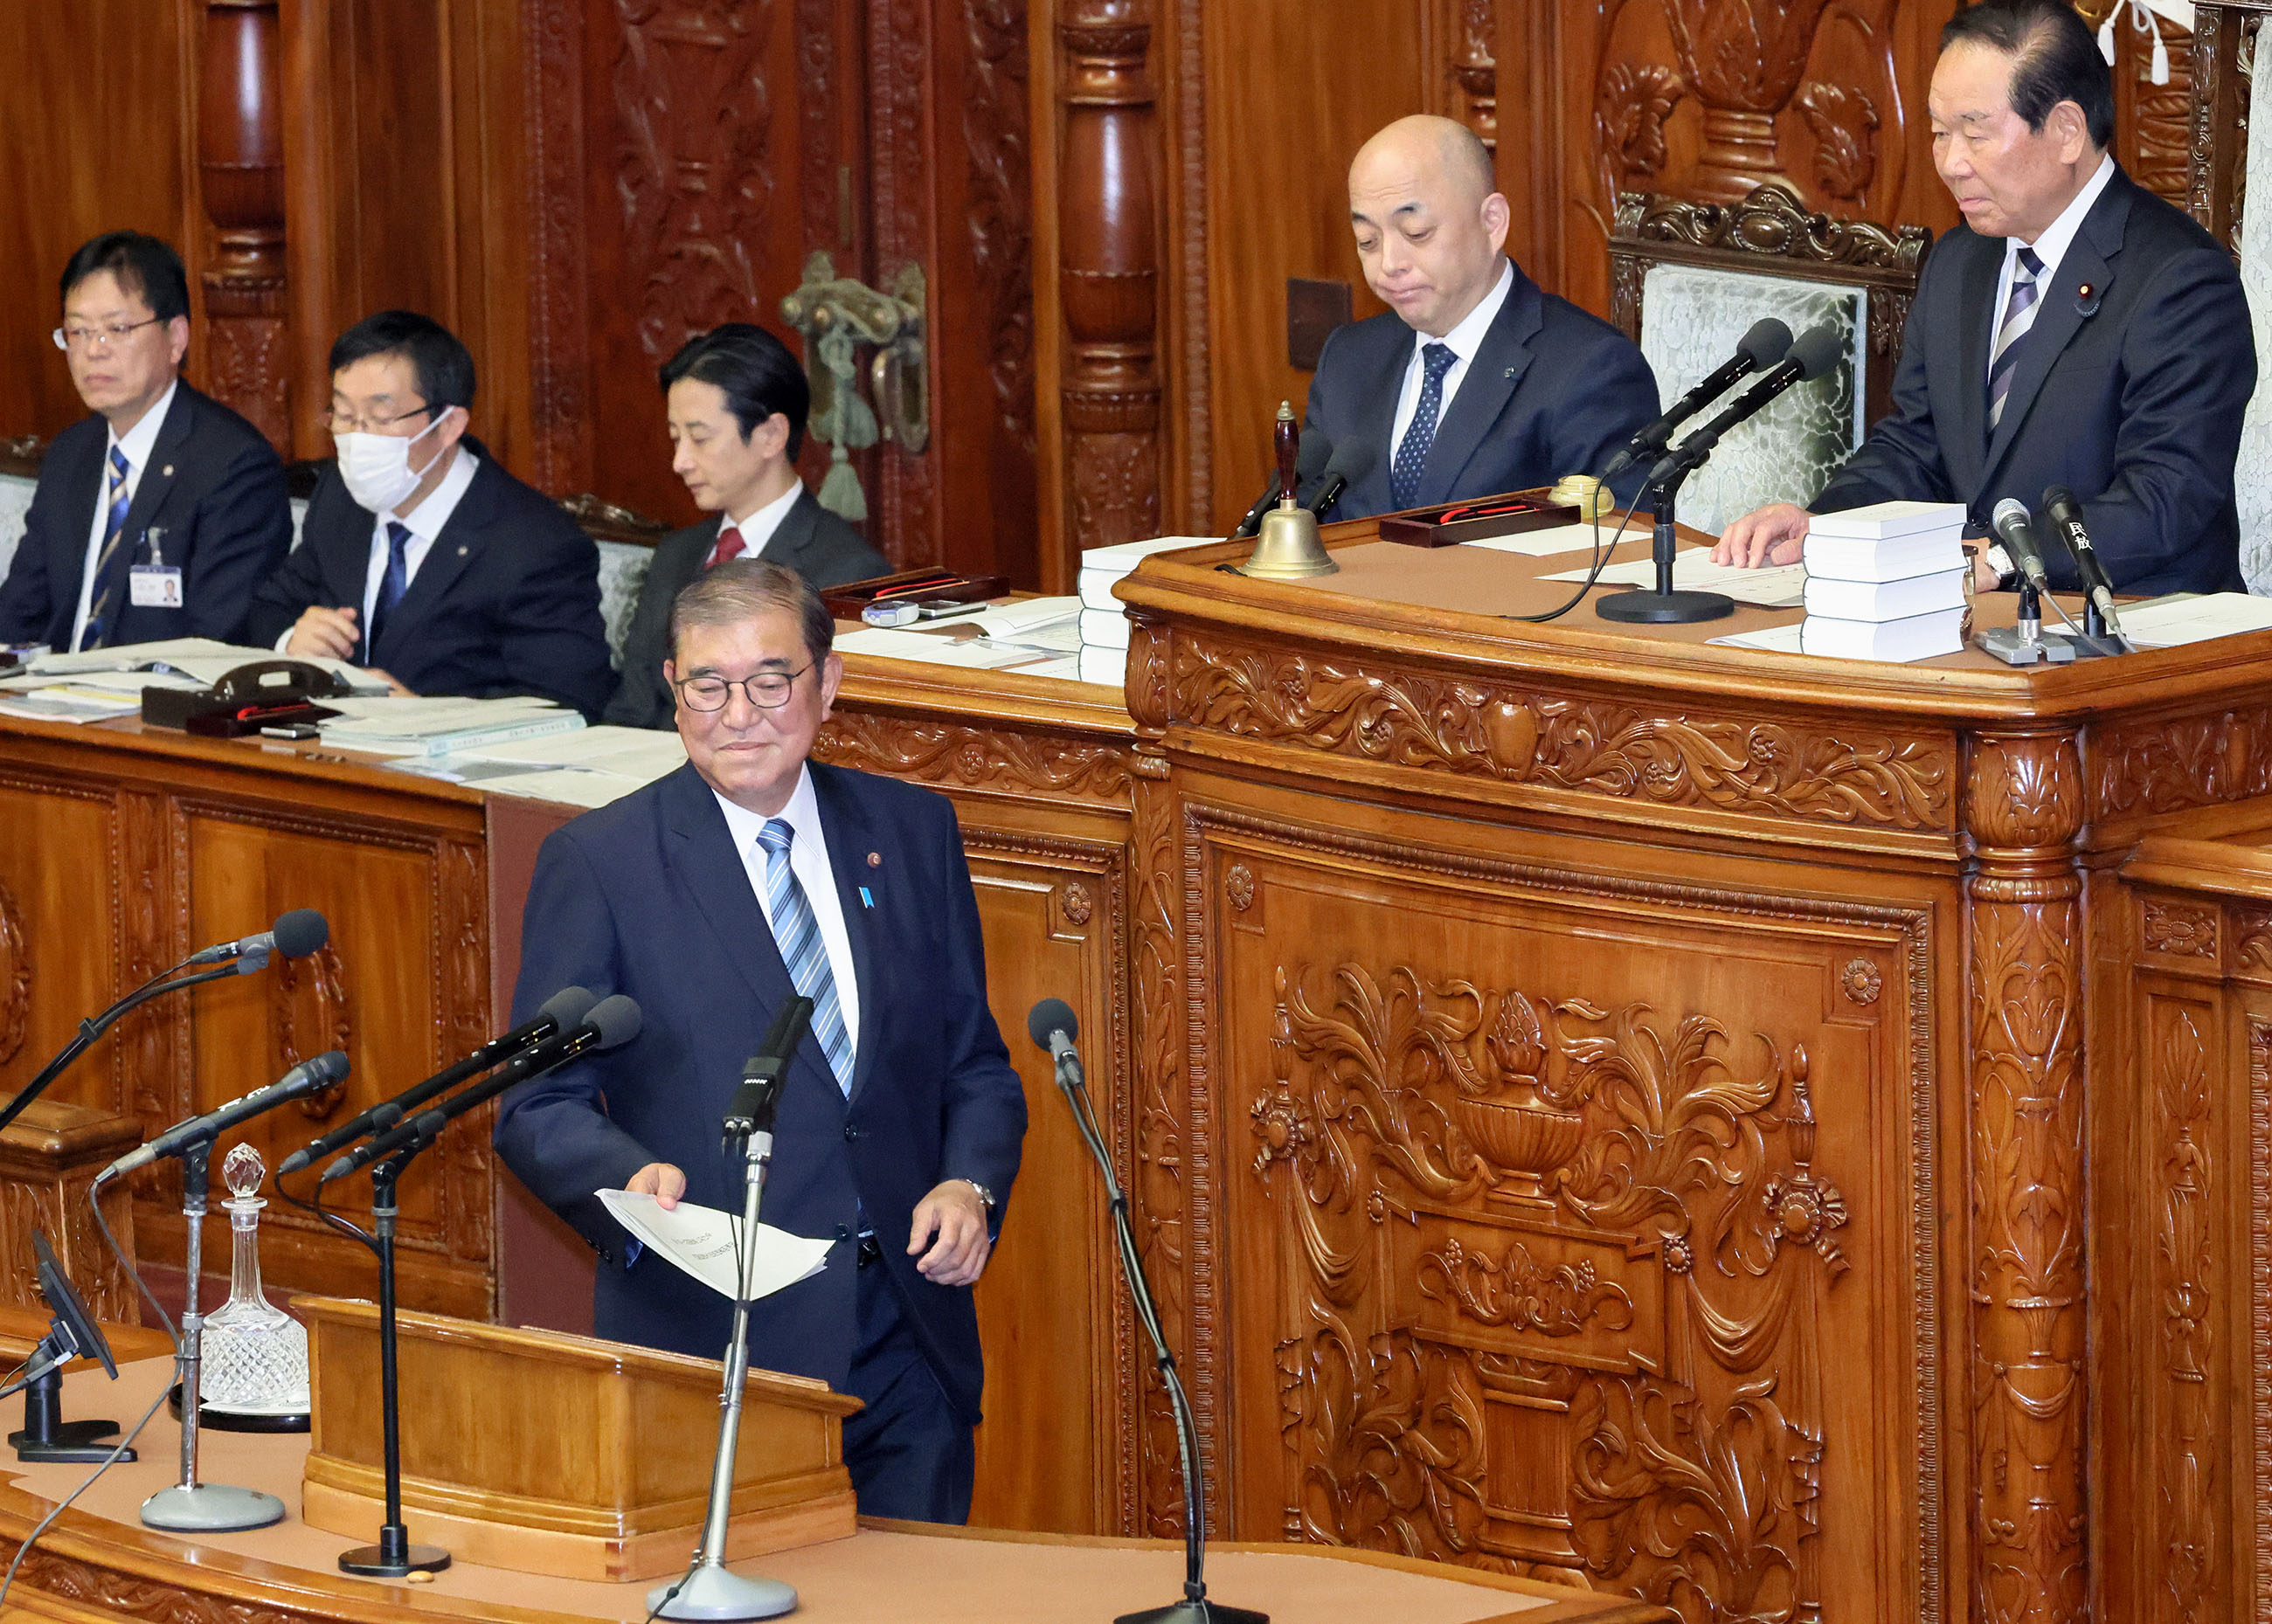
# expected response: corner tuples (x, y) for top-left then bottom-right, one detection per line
(648, 1109), (795, 1621)
(336, 1150), (451, 1577)
(1594, 466), (1733, 625)
(141, 1143), (286, 1531)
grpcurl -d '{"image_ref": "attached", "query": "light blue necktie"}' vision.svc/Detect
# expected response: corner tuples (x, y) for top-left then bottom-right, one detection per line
(78, 446), (134, 650)
(757, 819), (855, 1095)
(1389, 342), (1458, 510)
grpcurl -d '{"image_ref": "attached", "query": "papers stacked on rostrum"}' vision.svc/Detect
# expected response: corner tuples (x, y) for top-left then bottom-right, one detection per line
(1077, 536), (1211, 686)
(1799, 501), (1970, 661)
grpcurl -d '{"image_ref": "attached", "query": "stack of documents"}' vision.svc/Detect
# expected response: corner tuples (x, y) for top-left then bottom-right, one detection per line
(836, 598), (1086, 681)
(1800, 502), (1968, 660)
(319, 695), (584, 757)
(384, 724), (689, 809)
(0, 638), (391, 722)
(1078, 536), (1210, 685)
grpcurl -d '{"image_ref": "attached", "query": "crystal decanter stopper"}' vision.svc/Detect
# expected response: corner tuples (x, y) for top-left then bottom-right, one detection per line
(199, 1144), (310, 1412)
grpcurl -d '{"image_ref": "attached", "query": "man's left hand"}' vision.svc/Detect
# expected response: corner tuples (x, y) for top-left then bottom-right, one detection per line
(909, 1180), (993, 1287)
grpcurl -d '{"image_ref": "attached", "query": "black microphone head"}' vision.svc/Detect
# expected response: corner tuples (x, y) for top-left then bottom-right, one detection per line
(1322, 436), (1378, 482)
(2042, 484), (2082, 522)
(1296, 428), (1333, 482)
(585, 995), (641, 1049)
(1784, 325), (1845, 382)
(1737, 318), (1793, 369)
(272, 909), (329, 960)
(301, 1049), (350, 1089)
(538, 985), (599, 1031)
(1028, 998), (1079, 1050)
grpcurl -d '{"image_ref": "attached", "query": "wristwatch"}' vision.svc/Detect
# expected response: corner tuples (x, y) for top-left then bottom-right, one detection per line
(1982, 543), (2017, 589)
(962, 1179), (996, 1211)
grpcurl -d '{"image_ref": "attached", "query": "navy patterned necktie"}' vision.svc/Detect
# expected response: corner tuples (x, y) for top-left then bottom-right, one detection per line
(1389, 342), (1458, 510)
(366, 521), (412, 662)
(78, 446), (134, 650)
(1987, 245), (2045, 432)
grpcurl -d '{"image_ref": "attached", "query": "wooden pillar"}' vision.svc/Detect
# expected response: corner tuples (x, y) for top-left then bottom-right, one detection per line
(197, 0), (290, 450)
(1056, 1), (1163, 552)
(1451, 0), (1498, 151)
(1964, 730), (2089, 1622)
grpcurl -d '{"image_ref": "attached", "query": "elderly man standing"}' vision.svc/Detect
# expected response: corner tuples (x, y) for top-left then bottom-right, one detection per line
(1302, 114), (1661, 517)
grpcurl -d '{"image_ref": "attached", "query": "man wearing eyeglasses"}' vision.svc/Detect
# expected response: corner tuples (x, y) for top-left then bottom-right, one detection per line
(244, 310), (614, 717)
(0, 232), (290, 652)
(495, 559), (1026, 1524)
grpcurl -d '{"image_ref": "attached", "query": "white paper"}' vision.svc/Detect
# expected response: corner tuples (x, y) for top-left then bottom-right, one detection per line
(959, 596), (1080, 638)
(1458, 522), (1637, 557)
(0, 685), (142, 722)
(2113, 592), (2272, 647)
(1542, 548), (1810, 608)
(983, 619), (1084, 655)
(456, 724), (688, 780)
(598, 1190), (833, 1302)
(834, 627), (1052, 669)
(1708, 622), (1808, 652)
(24, 638), (384, 693)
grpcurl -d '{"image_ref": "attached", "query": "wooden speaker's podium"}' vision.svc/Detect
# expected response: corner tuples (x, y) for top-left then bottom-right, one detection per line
(294, 1297), (862, 1583)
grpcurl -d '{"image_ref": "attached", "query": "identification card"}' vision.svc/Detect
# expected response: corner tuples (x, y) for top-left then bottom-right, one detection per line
(128, 565), (185, 609)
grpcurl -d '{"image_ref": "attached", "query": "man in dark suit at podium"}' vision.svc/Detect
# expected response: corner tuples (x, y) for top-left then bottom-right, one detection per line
(495, 560), (1025, 1523)
(1714, 0), (2255, 593)
(1301, 114), (1660, 517)
(0, 232), (290, 652)
(606, 324), (888, 730)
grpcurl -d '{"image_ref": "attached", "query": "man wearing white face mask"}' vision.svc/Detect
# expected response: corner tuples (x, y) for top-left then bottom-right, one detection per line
(246, 311), (614, 717)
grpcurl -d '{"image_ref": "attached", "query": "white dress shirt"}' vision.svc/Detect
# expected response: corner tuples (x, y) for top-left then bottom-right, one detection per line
(71, 379), (177, 650)
(1389, 258), (1517, 453)
(711, 765), (862, 1049)
(721, 480), (803, 559)
(1985, 154), (2117, 390)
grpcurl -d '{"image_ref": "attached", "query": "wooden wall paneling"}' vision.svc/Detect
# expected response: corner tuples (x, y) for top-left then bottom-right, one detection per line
(197, 0), (291, 451)
(0, 771), (127, 1117)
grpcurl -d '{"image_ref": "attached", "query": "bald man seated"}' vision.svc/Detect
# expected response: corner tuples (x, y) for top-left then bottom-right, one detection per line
(1302, 115), (1661, 520)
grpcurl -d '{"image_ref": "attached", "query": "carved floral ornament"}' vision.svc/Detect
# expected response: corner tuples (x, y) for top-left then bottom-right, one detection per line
(272, 944), (351, 1120)
(0, 877), (29, 1068)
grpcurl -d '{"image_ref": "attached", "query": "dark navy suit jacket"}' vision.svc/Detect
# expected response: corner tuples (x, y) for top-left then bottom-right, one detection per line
(0, 382), (290, 649)
(493, 759), (1027, 1426)
(244, 439), (615, 717)
(604, 490), (889, 730)
(1814, 166), (2255, 595)
(1301, 261), (1662, 515)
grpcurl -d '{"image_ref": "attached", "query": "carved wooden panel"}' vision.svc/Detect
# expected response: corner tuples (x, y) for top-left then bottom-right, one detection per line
(2089, 703), (2272, 823)
(814, 712), (1132, 805)
(0, 771), (125, 1118)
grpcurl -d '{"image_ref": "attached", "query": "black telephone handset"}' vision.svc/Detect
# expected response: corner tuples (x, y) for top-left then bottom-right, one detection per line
(208, 659), (353, 708)
(142, 659), (351, 737)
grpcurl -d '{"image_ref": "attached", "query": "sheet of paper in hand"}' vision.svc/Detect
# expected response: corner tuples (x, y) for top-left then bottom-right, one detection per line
(598, 1189), (833, 1302)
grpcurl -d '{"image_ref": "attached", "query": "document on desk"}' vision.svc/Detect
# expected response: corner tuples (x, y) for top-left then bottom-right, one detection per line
(23, 637), (383, 692)
(0, 684), (145, 722)
(834, 626), (1056, 669)
(1707, 622), (1808, 653)
(2111, 592), (2272, 647)
(598, 1190), (833, 1303)
(456, 724), (688, 780)
(1541, 549), (1810, 608)
(1458, 522), (1641, 557)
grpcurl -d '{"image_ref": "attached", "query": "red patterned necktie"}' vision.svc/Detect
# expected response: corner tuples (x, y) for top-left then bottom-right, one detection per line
(705, 523), (745, 570)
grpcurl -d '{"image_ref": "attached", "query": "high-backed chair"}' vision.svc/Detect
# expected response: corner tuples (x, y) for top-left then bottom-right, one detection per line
(1608, 183), (1929, 535)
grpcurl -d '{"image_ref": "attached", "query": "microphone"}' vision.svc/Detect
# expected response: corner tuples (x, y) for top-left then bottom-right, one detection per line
(1027, 997), (1084, 1090)
(103, 1051), (350, 1179)
(185, 909), (329, 974)
(1645, 323), (1845, 487)
(2041, 485), (2126, 639)
(1991, 498), (2054, 595)
(321, 995), (641, 1182)
(1603, 317), (1791, 481)
(278, 985), (597, 1177)
(1231, 431), (1333, 538)
(1300, 439), (1379, 520)
(724, 997), (814, 1142)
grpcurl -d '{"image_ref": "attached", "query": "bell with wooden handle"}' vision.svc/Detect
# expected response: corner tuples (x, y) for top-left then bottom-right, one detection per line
(1240, 402), (1337, 579)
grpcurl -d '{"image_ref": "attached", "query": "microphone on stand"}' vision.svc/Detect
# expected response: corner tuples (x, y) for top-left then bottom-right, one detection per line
(1602, 317), (1792, 482)
(184, 908), (329, 973)
(1298, 439), (1379, 521)
(100, 1052), (350, 1181)
(1645, 323), (1846, 487)
(1230, 431), (1333, 538)
(2041, 485), (2130, 645)
(1991, 498), (2054, 596)
(277, 985), (597, 1177)
(724, 998), (813, 1146)
(1027, 998), (1268, 1624)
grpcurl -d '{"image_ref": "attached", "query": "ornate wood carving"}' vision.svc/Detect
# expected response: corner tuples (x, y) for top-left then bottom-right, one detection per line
(1613, 183), (1929, 271)
(2186, 5), (2262, 250)
(1167, 631), (1954, 830)
(197, 0), (289, 449)
(1839, 957), (1881, 1005)
(2150, 997), (2216, 1616)
(2143, 898), (2221, 961)
(0, 879), (27, 1068)
(435, 840), (493, 1268)
(1451, 0), (1499, 150)
(2252, 1013), (2272, 1624)
(1962, 732), (2088, 1621)
(1791, 80), (1880, 201)
(524, 0), (594, 493)
(1659, 0), (1833, 199)
(2090, 703), (2272, 820)
(1597, 63), (1685, 191)
(1056, 1), (1164, 552)
(1059, 880), (1094, 925)
(114, 792), (181, 1125)
(865, 0), (940, 559)
(270, 943), (350, 1119)
(814, 713), (1133, 804)
(2131, 17), (2199, 209)
(966, 0), (1037, 456)
(1225, 863), (1254, 912)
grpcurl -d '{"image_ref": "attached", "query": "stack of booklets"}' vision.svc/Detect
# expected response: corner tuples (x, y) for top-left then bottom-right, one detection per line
(1799, 502), (1970, 660)
(1077, 536), (1209, 685)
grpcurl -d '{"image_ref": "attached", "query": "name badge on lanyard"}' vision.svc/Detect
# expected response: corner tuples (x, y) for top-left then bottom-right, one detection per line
(128, 526), (184, 609)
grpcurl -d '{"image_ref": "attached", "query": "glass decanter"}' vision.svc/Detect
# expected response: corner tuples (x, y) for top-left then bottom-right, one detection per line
(199, 1143), (311, 1412)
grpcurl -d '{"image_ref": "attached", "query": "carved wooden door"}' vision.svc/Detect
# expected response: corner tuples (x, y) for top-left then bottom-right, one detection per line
(524, 0), (1037, 584)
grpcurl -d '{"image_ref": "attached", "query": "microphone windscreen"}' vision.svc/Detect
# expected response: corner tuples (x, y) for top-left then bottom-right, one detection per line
(2042, 484), (2079, 515)
(1297, 429), (1333, 482)
(272, 909), (329, 960)
(538, 985), (599, 1031)
(1322, 437), (1379, 481)
(1785, 325), (1846, 382)
(585, 994), (642, 1049)
(1737, 318), (1793, 369)
(306, 1049), (351, 1088)
(1992, 497), (2030, 532)
(1028, 998), (1079, 1050)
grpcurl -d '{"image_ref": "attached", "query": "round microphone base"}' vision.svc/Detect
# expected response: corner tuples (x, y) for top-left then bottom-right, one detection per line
(140, 1482), (285, 1532)
(337, 1539), (453, 1579)
(1595, 587), (1735, 625)
(647, 1563), (798, 1621)
(1115, 1601), (1271, 1624)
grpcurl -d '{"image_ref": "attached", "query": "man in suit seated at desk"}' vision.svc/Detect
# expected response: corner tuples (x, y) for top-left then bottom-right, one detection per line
(246, 311), (615, 717)
(0, 231), (290, 652)
(496, 559), (1026, 1523)
(605, 323), (888, 730)
(1302, 114), (1661, 519)
(1713, 0), (2255, 594)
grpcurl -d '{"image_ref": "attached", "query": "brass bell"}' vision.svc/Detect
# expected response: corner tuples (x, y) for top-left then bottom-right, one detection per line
(1241, 501), (1337, 578)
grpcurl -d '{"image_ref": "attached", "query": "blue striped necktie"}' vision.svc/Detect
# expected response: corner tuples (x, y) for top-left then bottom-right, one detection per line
(78, 446), (134, 650)
(1987, 245), (2045, 432)
(756, 819), (855, 1094)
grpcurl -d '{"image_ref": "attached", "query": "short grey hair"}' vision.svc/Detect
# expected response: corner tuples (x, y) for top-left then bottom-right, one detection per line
(668, 558), (835, 667)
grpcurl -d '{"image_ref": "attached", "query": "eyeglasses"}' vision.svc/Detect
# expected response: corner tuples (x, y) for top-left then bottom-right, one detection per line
(322, 403), (440, 436)
(52, 317), (163, 352)
(674, 667), (811, 711)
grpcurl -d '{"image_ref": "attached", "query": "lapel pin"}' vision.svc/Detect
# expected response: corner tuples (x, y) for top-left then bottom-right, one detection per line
(858, 885), (875, 909)
(867, 852), (881, 867)
(2075, 283), (2102, 317)
(456, 544), (468, 556)
(1503, 367), (1519, 379)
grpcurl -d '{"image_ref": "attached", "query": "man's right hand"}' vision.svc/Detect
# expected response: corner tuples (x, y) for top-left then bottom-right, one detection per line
(626, 1162), (687, 1211)
(1711, 503), (1813, 569)
(287, 605), (361, 660)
